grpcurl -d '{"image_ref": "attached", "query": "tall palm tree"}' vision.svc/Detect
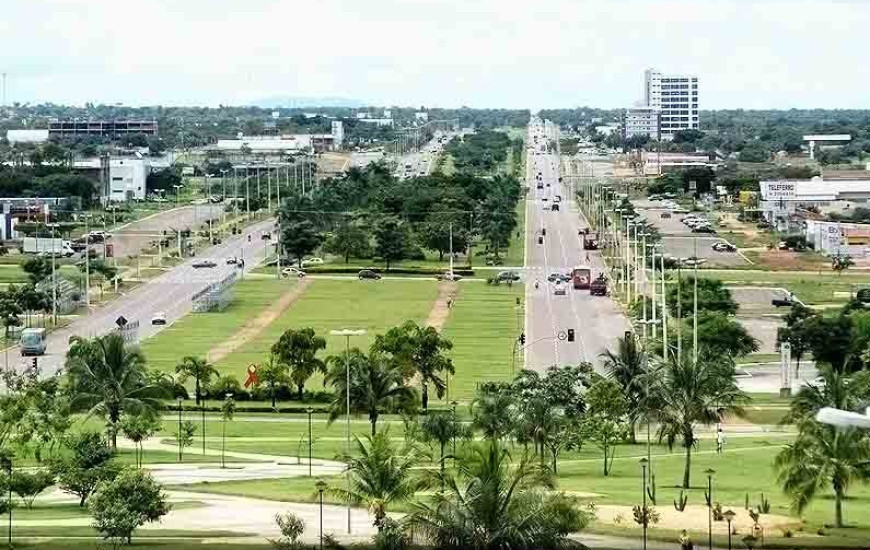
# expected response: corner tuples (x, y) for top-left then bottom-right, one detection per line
(325, 350), (416, 435)
(333, 428), (422, 531)
(65, 333), (165, 449)
(175, 356), (219, 406)
(420, 411), (467, 475)
(374, 321), (454, 410)
(406, 440), (589, 550)
(601, 335), (646, 443)
(775, 421), (870, 528)
(650, 352), (747, 488)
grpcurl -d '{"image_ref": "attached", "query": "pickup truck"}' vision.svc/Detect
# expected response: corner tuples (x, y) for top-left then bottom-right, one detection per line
(590, 275), (608, 296)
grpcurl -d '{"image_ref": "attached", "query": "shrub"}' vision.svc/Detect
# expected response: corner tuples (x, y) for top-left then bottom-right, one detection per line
(270, 511), (305, 549)
(373, 517), (406, 550)
(11, 470), (54, 509)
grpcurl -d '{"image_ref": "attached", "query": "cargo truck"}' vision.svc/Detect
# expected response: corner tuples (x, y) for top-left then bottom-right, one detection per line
(571, 265), (592, 289)
(22, 237), (76, 257)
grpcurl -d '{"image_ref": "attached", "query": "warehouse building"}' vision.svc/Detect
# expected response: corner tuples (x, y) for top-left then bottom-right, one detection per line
(760, 178), (870, 230)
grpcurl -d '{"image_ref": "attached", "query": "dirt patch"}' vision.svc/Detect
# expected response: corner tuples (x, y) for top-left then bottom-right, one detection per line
(426, 282), (459, 331)
(595, 505), (797, 535)
(207, 279), (311, 363)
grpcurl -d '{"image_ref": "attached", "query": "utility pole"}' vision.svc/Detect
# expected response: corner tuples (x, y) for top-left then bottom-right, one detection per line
(693, 236), (699, 365)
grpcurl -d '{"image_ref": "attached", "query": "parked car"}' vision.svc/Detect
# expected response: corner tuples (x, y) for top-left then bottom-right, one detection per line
(151, 312), (167, 325)
(692, 226), (716, 234)
(282, 267), (306, 278)
(496, 270), (521, 282)
(358, 269), (382, 280)
(192, 260), (217, 268)
(681, 257), (707, 267)
(711, 242), (737, 252)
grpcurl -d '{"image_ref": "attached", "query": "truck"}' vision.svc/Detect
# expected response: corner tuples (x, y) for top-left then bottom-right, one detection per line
(571, 265), (592, 290)
(22, 237), (76, 257)
(582, 234), (599, 250)
(590, 274), (608, 296)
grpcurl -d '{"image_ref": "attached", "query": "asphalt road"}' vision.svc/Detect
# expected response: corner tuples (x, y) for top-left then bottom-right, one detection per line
(523, 118), (629, 371)
(15, 218), (277, 377)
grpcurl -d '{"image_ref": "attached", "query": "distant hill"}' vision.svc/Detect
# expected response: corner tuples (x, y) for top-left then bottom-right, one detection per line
(250, 96), (367, 108)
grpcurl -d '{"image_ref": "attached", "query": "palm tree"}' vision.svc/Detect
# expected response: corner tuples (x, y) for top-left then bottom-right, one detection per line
(420, 411), (467, 475)
(470, 382), (517, 440)
(406, 440), (589, 550)
(325, 349), (416, 435)
(65, 333), (165, 449)
(601, 335), (646, 443)
(271, 327), (326, 400)
(175, 356), (219, 406)
(373, 321), (454, 410)
(258, 354), (290, 409)
(333, 428), (422, 531)
(650, 352), (747, 488)
(784, 366), (864, 424)
(775, 421), (870, 527)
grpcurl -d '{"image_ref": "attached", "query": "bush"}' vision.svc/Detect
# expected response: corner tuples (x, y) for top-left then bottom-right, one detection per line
(373, 517), (406, 550)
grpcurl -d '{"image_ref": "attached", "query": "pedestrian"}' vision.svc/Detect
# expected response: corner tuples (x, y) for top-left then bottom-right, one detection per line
(447, 298), (452, 309)
(716, 427), (725, 454)
(679, 529), (693, 550)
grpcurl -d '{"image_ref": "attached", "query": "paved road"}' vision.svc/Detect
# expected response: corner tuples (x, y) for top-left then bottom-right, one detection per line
(16, 218), (277, 377)
(523, 118), (629, 371)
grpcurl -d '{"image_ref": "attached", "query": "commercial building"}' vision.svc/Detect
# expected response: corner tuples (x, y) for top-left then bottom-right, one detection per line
(644, 68), (699, 140)
(48, 119), (158, 138)
(216, 121), (344, 153)
(624, 105), (660, 140)
(804, 219), (870, 257)
(760, 178), (870, 230)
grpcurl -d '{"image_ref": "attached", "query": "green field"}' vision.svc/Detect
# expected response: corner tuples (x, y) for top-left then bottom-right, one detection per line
(698, 269), (870, 305)
(214, 279), (438, 381)
(140, 279), (293, 374)
(442, 281), (524, 401)
(503, 198), (526, 266)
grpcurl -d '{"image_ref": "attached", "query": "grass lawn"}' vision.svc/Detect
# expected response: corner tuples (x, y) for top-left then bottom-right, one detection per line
(442, 281), (524, 402)
(502, 198), (526, 267)
(169, 475), (346, 506)
(140, 279), (293, 374)
(215, 279), (438, 381)
(698, 269), (870, 305)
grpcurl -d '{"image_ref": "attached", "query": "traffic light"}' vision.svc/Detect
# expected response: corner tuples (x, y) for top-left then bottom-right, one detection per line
(519, 332), (526, 345)
(567, 329), (575, 342)
(31, 357), (38, 370)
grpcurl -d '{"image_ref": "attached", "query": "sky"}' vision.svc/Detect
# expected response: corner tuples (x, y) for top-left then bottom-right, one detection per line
(2, 0), (869, 110)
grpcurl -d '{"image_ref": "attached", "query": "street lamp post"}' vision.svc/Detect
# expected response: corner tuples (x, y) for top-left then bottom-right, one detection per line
(640, 458), (648, 550)
(329, 328), (366, 534)
(706, 468), (716, 550)
(451, 401), (458, 460)
(307, 407), (314, 477)
(176, 396), (183, 462)
(724, 509), (736, 550)
(48, 222), (58, 325)
(1, 453), (11, 549)
(315, 479), (327, 550)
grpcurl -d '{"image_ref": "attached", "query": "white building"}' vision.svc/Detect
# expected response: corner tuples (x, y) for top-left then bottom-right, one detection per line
(760, 178), (870, 230)
(358, 118), (393, 127)
(624, 105), (660, 140)
(415, 111), (429, 122)
(217, 121), (345, 152)
(804, 220), (870, 257)
(72, 157), (151, 202)
(644, 68), (699, 140)
(6, 129), (50, 144)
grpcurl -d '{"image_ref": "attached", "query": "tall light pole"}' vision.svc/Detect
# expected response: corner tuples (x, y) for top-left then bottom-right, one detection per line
(705, 468), (716, 550)
(307, 407), (314, 477)
(329, 328), (366, 534)
(640, 458), (649, 550)
(47, 222), (58, 325)
(315, 479), (327, 550)
(173, 184), (183, 209)
(693, 236), (699, 365)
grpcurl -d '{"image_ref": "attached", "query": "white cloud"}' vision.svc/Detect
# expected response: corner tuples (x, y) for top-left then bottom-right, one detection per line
(1, 0), (868, 108)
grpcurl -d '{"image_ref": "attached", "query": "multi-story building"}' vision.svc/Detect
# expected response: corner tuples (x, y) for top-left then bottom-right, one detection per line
(644, 69), (699, 140)
(624, 105), (660, 141)
(48, 119), (158, 138)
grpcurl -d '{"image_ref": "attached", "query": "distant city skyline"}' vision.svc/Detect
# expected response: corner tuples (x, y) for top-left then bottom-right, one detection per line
(3, 0), (869, 110)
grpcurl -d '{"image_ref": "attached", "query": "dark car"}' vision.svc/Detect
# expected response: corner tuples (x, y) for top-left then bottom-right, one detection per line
(192, 260), (217, 268)
(551, 203), (560, 211)
(496, 270), (521, 282)
(358, 269), (382, 280)
(547, 272), (563, 282)
(692, 226), (716, 234)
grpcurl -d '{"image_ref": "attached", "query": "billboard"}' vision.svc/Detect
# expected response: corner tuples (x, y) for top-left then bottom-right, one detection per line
(763, 181), (796, 200)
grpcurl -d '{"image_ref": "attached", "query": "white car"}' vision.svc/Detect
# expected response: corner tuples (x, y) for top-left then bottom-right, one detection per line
(282, 267), (306, 278)
(151, 312), (167, 326)
(553, 282), (567, 296)
(300, 257), (324, 267)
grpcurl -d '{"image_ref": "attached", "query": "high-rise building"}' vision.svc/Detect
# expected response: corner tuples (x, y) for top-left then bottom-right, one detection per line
(644, 68), (699, 140)
(624, 105), (660, 141)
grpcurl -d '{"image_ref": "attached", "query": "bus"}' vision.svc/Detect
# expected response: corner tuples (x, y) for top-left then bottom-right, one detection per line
(572, 265), (592, 290)
(21, 328), (47, 356)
